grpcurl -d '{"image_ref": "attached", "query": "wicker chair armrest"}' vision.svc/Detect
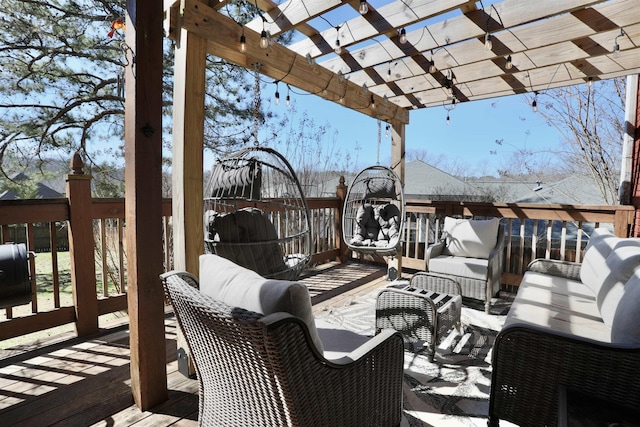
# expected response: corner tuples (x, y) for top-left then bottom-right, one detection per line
(263, 312), (404, 426)
(409, 272), (462, 296)
(490, 323), (640, 427)
(526, 258), (581, 280)
(160, 270), (200, 290)
(328, 328), (404, 366)
(425, 240), (445, 270)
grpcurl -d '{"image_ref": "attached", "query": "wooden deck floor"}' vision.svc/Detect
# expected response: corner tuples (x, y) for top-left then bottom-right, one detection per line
(0, 261), (393, 427)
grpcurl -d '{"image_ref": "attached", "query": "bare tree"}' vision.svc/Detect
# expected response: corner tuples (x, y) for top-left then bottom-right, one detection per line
(534, 78), (625, 204)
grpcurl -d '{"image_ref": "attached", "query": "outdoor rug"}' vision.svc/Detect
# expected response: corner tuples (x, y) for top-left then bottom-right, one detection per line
(314, 281), (513, 427)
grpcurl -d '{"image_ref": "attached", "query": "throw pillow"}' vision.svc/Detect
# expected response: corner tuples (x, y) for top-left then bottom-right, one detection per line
(442, 216), (500, 259)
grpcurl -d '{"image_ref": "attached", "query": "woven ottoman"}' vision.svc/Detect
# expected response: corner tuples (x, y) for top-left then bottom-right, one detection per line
(375, 272), (462, 361)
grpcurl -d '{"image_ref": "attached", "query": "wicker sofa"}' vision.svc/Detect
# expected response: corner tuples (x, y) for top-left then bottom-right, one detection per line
(489, 227), (640, 426)
(162, 254), (405, 427)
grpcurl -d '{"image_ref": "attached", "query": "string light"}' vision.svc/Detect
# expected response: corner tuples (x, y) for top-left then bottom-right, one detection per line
(362, 82), (369, 94)
(532, 98), (537, 112)
(359, 0), (369, 15)
(274, 82), (280, 106)
(613, 28), (625, 57)
(286, 85), (291, 107)
(428, 59), (436, 74)
(588, 77), (593, 87)
(334, 38), (341, 54)
(385, 124), (390, 138)
(484, 32), (492, 50)
(239, 27), (246, 53)
(370, 95), (376, 110)
(446, 113), (450, 125)
(306, 53), (315, 66)
(505, 55), (513, 70)
(399, 28), (407, 44)
(260, 30), (268, 49)
(386, 64), (392, 81)
(451, 97), (457, 109)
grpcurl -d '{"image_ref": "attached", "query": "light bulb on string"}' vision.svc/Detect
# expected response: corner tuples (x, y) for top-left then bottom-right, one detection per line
(532, 98), (537, 112)
(484, 33), (492, 50)
(286, 85), (291, 107)
(359, 0), (369, 15)
(370, 95), (376, 110)
(446, 113), (450, 125)
(385, 124), (390, 138)
(240, 32), (246, 53)
(274, 83), (280, 106)
(260, 30), (268, 49)
(428, 59), (436, 74)
(588, 77), (593, 87)
(399, 28), (407, 44)
(505, 55), (513, 70)
(334, 38), (342, 54)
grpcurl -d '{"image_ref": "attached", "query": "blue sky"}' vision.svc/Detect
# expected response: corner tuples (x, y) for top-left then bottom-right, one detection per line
(269, 89), (564, 177)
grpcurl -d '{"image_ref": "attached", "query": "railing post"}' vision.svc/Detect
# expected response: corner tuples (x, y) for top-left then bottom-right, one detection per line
(336, 176), (350, 262)
(66, 152), (99, 336)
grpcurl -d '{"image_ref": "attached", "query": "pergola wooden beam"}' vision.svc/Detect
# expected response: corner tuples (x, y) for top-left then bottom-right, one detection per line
(170, 0), (409, 124)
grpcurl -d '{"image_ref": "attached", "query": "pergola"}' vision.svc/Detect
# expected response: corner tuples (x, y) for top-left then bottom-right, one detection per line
(126, 0), (640, 410)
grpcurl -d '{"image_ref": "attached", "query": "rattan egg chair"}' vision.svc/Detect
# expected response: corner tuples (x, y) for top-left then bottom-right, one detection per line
(342, 165), (405, 257)
(204, 146), (312, 280)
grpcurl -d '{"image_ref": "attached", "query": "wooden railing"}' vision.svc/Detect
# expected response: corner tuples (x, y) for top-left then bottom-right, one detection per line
(0, 173), (635, 343)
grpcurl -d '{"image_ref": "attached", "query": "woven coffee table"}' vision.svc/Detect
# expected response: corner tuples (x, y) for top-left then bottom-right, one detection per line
(375, 272), (462, 361)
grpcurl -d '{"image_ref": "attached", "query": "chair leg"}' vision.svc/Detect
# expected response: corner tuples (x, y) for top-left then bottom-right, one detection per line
(485, 300), (491, 314)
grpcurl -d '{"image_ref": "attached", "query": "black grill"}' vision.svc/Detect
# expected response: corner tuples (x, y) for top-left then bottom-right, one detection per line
(0, 243), (32, 308)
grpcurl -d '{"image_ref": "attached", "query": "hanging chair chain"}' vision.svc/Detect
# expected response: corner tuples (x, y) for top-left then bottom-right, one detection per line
(253, 64), (261, 146)
(376, 118), (381, 165)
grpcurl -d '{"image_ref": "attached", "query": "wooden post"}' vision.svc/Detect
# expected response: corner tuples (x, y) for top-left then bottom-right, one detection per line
(336, 176), (350, 262)
(390, 119), (406, 278)
(631, 74), (640, 236)
(125, 0), (168, 409)
(171, 24), (207, 378)
(65, 153), (99, 337)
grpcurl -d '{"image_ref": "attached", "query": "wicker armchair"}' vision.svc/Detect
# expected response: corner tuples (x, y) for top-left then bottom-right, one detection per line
(425, 219), (505, 313)
(161, 271), (405, 427)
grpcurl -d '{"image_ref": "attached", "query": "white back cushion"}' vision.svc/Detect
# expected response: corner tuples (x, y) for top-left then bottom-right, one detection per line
(198, 254), (324, 353)
(442, 217), (499, 259)
(611, 270), (640, 344)
(580, 228), (619, 295)
(598, 242), (640, 326)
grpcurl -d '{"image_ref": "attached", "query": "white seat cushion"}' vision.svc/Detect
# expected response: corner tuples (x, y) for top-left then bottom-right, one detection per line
(505, 271), (611, 343)
(199, 254), (324, 353)
(428, 255), (488, 281)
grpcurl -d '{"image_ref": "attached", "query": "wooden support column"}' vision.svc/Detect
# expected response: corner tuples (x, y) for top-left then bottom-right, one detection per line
(125, 0), (168, 409)
(629, 75), (640, 236)
(171, 30), (206, 275)
(171, 23), (207, 378)
(390, 119), (406, 279)
(66, 153), (99, 337)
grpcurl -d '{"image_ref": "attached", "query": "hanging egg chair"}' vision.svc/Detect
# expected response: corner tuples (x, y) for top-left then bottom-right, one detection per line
(204, 146), (312, 280)
(342, 165), (405, 256)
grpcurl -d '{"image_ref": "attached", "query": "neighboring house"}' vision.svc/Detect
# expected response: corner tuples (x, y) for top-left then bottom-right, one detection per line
(315, 162), (609, 206)
(0, 172), (64, 200)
